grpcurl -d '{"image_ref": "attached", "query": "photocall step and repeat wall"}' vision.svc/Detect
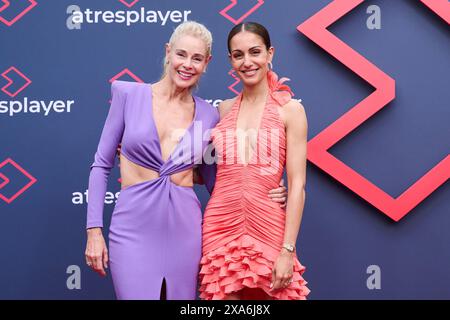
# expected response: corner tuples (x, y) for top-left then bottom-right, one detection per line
(0, 0), (448, 299)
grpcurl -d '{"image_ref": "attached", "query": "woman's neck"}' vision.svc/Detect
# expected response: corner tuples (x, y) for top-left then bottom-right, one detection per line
(241, 76), (270, 104)
(153, 76), (192, 103)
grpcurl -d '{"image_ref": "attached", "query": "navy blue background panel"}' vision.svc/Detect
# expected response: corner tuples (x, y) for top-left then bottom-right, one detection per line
(0, 0), (448, 299)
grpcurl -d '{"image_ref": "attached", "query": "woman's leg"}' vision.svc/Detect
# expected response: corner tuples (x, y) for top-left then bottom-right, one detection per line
(223, 292), (241, 300)
(160, 278), (167, 300)
(223, 287), (274, 300)
(241, 287), (273, 300)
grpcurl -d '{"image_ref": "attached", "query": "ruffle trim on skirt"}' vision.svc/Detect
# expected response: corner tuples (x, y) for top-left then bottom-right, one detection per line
(199, 234), (310, 300)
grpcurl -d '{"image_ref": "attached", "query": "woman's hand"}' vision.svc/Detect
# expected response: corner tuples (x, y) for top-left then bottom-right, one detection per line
(85, 228), (108, 277)
(270, 249), (294, 290)
(268, 178), (288, 208)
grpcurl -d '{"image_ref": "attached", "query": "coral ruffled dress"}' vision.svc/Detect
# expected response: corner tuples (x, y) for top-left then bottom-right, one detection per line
(199, 71), (310, 300)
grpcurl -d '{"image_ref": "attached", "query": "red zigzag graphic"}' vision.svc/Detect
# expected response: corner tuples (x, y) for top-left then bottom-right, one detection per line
(297, 0), (449, 221)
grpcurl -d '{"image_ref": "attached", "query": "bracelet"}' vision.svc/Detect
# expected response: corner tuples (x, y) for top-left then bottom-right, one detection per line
(282, 243), (295, 253)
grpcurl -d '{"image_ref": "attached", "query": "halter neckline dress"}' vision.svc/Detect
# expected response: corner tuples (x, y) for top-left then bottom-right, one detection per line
(199, 71), (310, 300)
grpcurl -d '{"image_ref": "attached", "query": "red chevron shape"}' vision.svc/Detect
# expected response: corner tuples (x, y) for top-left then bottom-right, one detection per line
(107, 69), (144, 104)
(109, 68), (144, 84)
(421, 0), (450, 24)
(227, 69), (241, 95)
(0, 158), (37, 204)
(0, 172), (10, 189)
(0, 0), (37, 26)
(297, 0), (449, 221)
(220, 0), (264, 25)
(1, 66), (32, 97)
(118, 0), (139, 9)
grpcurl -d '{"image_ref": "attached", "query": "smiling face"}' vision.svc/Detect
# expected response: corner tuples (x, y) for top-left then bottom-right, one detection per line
(229, 31), (274, 87)
(165, 34), (211, 90)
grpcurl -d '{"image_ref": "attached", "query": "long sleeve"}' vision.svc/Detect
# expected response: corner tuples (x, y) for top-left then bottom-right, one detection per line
(86, 81), (126, 229)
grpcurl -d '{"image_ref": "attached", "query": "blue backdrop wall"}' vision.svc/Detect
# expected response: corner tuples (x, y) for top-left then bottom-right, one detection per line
(0, 0), (448, 299)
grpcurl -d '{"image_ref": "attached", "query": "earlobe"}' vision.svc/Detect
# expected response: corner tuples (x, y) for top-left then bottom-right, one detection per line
(165, 43), (170, 55)
(204, 56), (212, 72)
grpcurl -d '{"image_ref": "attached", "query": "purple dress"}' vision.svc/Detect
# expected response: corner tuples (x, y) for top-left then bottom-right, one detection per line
(86, 80), (219, 299)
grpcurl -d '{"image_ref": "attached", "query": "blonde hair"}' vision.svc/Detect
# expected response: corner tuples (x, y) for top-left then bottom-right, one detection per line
(162, 21), (213, 78)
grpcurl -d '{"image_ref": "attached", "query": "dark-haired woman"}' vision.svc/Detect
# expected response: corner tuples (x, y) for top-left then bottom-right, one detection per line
(199, 22), (310, 300)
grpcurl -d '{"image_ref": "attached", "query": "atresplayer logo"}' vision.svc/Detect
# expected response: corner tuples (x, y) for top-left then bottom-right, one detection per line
(0, 66), (75, 117)
(66, 1), (192, 30)
(72, 189), (120, 206)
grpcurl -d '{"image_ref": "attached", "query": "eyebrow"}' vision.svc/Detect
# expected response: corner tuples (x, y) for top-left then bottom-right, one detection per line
(175, 49), (205, 58)
(231, 46), (262, 53)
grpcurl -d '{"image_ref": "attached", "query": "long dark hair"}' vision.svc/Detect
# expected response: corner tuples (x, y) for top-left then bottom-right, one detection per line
(227, 22), (271, 53)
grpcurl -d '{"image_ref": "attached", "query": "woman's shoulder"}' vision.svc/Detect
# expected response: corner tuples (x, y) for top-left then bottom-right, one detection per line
(111, 80), (147, 96)
(280, 99), (307, 128)
(194, 95), (220, 124)
(217, 97), (237, 120)
(283, 98), (305, 112)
